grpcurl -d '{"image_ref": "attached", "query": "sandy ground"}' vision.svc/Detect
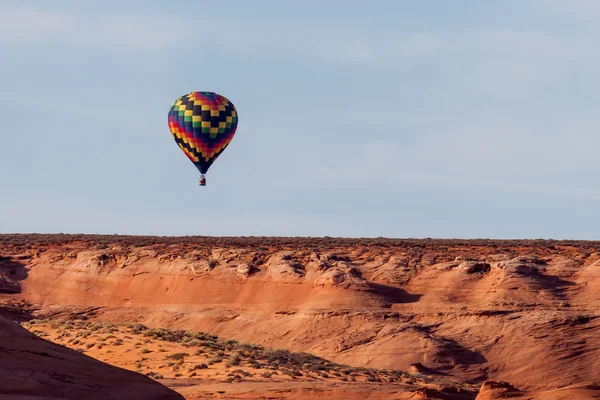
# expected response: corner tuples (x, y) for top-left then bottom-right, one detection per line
(21, 318), (474, 399)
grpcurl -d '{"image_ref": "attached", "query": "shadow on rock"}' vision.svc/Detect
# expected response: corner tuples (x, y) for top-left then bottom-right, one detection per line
(0, 257), (29, 294)
(364, 282), (422, 304)
(0, 301), (37, 323)
(437, 337), (488, 366)
(0, 316), (185, 400)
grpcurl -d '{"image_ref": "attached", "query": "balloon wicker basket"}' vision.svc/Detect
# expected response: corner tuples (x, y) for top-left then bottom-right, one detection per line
(199, 176), (206, 186)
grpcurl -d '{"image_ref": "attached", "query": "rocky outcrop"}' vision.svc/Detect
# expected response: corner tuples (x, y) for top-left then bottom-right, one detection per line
(265, 251), (305, 282)
(475, 380), (522, 399)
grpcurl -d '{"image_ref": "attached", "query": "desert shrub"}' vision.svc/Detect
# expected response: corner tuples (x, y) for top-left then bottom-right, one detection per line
(166, 352), (188, 361)
(77, 330), (92, 338)
(285, 369), (302, 377)
(226, 356), (241, 367)
(224, 339), (238, 350)
(190, 363), (208, 371)
(225, 374), (242, 383)
(129, 324), (147, 334)
(88, 323), (103, 332)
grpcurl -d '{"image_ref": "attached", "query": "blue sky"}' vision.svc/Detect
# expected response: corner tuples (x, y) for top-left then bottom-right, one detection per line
(1, 0), (599, 239)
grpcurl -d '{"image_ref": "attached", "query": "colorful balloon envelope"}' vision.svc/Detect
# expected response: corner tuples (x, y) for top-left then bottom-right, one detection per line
(168, 91), (238, 185)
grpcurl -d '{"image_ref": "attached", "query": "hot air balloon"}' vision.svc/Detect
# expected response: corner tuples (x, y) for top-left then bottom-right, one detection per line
(168, 91), (239, 186)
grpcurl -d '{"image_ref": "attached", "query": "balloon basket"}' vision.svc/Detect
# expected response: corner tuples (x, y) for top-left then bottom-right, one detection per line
(199, 176), (206, 186)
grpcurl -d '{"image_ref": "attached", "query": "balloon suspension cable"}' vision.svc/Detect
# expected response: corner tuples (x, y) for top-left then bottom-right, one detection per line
(199, 174), (207, 186)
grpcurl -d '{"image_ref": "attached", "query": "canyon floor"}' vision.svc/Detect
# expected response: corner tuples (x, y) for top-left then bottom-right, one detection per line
(2, 234), (600, 399)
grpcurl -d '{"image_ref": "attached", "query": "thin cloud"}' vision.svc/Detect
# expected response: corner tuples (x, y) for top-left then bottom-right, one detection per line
(0, 5), (77, 43)
(1, 5), (578, 72)
(95, 15), (187, 51)
(530, 0), (600, 22)
(0, 5), (186, 51)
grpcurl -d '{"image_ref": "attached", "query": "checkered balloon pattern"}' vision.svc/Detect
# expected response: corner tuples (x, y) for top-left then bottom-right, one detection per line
(168, 92), (238, 174)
